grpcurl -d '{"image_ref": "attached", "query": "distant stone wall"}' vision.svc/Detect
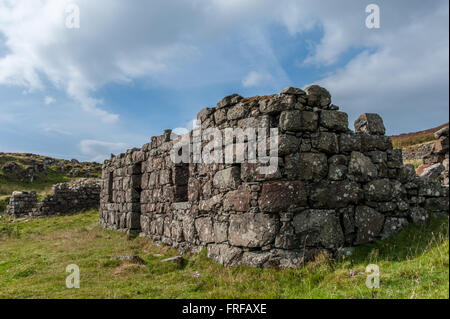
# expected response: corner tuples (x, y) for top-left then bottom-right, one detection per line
(418, 126), (449, 185)
(5, 191), (38, 217)
(402, 141), (434, 161)
(5, 179), (100, 217)
(100, 85), (449, 269)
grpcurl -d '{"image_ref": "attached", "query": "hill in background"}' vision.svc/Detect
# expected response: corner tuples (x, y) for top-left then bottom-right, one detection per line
(0, 152), (101, 212)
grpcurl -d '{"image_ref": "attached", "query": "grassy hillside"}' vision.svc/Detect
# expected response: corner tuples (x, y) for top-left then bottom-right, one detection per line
(0, 153), (101, 212)
(390, 123), (448, 149)
(0, 210), (448, 299)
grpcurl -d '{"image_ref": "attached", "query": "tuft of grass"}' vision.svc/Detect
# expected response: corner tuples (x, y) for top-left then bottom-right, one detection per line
(0, 210), (448, 299)
(404, 159), (423, 171)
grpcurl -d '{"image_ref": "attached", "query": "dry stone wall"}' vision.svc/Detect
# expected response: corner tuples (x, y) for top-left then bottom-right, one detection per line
(5, 179), (100, 217)
(100, 85), (449, 268)
(419, 126), (449, 185)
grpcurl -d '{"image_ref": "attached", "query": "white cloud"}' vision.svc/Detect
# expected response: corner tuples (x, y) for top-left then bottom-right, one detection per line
(242, 71), (273, 88)
(316, 2), (449, 132)
(44, 96), (55, 105)
(0, 0), (448, 138)
(42, 124), (71, 136)
(79, 139), (128, 162)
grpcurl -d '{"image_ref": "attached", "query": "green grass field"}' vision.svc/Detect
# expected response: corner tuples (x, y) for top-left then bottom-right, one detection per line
(0, 210), (448, 299)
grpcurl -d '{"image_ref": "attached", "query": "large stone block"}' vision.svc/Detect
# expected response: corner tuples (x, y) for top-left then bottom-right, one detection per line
(364, 179), (392, 202)
(217, 94), (243, 109)
(327, 180), (362, 208)
(305, 85), (331, 108)
(259, 181), (308, 212)
(348, 151), (378, 181)
(354, 113), (386, 135)
(240, 162), (281, 182)
(228, 213), (279, 248)
(320, 110), (348, 132)
(279, 110), (318, 132)
(195, 217), (215, 243)
(223, 184), (252, 212)
(360, 134), (392, 151)
(213, 166), (241, 190)
(298, 153), (328, 180)
(227, 102), (249, 120)
(207, 244), (243, 266)
(198, 194), (223, 212)
(381, 217), (409, 239)
(354, 206), (384, 244)
(312, 132), (339, 154)
(339, 133), (362, 153)
(293, 210), (344, 248)
(259, 95), (295, 114)
(278, 134), (301, 156)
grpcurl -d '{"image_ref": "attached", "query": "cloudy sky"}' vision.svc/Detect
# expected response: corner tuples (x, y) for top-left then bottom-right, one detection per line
(0, 0), (448, 162)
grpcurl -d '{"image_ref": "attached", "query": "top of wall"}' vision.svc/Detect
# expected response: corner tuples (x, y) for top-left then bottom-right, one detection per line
(103, 85), (386, 167)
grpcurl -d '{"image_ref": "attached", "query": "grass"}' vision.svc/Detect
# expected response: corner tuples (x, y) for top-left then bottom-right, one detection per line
(404, 159), (423, 171)
(391, 134), (436, 150)
(0, 210), (448, 299)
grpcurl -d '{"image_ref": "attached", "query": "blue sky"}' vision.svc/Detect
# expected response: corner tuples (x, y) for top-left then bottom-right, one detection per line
(0, 0), (448, 162)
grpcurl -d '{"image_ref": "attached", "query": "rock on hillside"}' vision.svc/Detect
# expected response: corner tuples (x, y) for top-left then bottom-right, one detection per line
(0, 152), (102, 184)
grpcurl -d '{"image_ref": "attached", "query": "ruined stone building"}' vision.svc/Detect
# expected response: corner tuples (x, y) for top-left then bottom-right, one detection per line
(6, 179), (100, 218)
(99, 85), (449, 268)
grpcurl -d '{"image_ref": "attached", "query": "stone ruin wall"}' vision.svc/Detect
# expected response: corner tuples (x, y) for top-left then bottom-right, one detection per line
(99, 85), (449, 268)
(5, 178), (101, 218)
(418, 125), (449, 185)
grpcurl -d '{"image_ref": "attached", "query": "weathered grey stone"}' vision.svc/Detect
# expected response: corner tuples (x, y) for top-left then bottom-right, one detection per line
(207, 244), (242, 266)
(424, 196), (449, 212)
(434, 125), (449, 139)
(328, 164), (348, 181)
(213, 167), (241, 190)
(293, 210), (344, 248)
(410, 206), (429, 224)
(227, 103), (249, 120)
(320, 110), (348, 132)
(195, 217), (215, 243)
(380, 218), (409, 239)
(223, 184), (252, 211)
(259, 181), (308, 212)
(348, 151), (378, 181)
(364, 179), (392, 202)
(312, 132), (339, 154)
(217, 94), (243, 109)
(281, 87), (306, 95)
(298, 153), (328, 180)
(259, 95), (294, 114)
(340, 133), (362, 153)
(354, 206), (385, 244)
(327, 180), (362, 208)
(278, 134), (301, 155)
(305, 85), (331, 108)
(354, 113), (386, 135)
(280, 110), (318, 132)
(197, 107), (214, 122)
(399, 164), (416, 183)
(228, 213), (279, 247)
(419, 163), (444, 179)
